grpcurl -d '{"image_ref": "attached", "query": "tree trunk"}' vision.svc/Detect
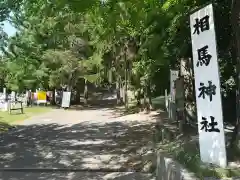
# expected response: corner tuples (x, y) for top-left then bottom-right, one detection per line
(67, 72), (73, 92)
(75, 89), (81, 104)
(120, 80), (124, 101)
(147, 82), (153, 111)
(124, 50), (128, 109)
(147, 94), (153, 111)
(116, 83), (121, 104)
(143, 89), (147, 112)
(84, 79), (88, 105)
(50, 89), (56, 105)
(116, 76), (122, 105)
(73, 79), (83, 105)
(124, 69), (128, 109)
(136, 89), (141, 108)
(230, 0), (240, 148)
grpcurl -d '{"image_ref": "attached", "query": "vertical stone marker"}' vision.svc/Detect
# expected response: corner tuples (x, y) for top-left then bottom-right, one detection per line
(169, 70), (179, 120)
(190, 4), (227, 167)
(170, 70), (179, 102)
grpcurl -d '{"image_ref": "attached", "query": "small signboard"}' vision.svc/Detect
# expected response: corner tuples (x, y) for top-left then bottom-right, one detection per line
(37, 91), (47, 104)
(190, 4), (226, 167)
(61, 92), (71, 108)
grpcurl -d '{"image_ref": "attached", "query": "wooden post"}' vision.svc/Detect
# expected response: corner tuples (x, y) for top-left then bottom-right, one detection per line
(175, 76), (185, 133)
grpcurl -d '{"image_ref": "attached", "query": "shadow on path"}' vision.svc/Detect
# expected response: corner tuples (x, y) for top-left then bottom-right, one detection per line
(0, 118), (155, 179)
(0, 172), (154, 180)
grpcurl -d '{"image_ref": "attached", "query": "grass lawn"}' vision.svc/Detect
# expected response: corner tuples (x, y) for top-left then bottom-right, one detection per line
(0, 106), (52, 125)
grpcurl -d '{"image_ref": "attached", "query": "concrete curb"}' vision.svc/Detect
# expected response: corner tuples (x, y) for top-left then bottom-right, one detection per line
(156, 151), (199, 180)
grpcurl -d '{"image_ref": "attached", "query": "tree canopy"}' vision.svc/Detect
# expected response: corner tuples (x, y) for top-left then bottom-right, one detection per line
(0, 0), (237, 118)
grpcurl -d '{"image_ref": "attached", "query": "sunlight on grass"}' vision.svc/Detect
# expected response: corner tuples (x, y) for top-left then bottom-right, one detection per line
(0, 106), (52, 125)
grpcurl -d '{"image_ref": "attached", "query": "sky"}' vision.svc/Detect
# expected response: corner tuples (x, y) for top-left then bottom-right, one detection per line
(2, 21), (17, 37)
(0, 21), (16, 55)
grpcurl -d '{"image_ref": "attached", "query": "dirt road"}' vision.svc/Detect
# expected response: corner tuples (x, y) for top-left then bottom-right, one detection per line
(0, 105), (157, 179)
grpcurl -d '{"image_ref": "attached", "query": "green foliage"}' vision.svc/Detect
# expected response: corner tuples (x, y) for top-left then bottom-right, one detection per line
(0, 25), (8, 51)
(0, 0), (237, 108)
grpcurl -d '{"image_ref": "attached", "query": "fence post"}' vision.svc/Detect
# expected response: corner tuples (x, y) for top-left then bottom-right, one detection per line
(165, 89), (168, 111)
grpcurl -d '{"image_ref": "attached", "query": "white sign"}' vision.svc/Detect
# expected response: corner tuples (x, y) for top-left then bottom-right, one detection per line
(61, 92), (71, 108)
(190, 4), (226, 167)
(11, 91), (16, 101)
(170, 70), (179, 101)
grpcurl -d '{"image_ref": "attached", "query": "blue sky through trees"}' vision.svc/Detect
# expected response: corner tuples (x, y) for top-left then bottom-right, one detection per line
(2, 21), (16, 37)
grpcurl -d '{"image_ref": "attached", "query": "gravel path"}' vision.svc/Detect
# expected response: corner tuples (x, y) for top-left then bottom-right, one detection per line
(0, 105), (157, 180)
